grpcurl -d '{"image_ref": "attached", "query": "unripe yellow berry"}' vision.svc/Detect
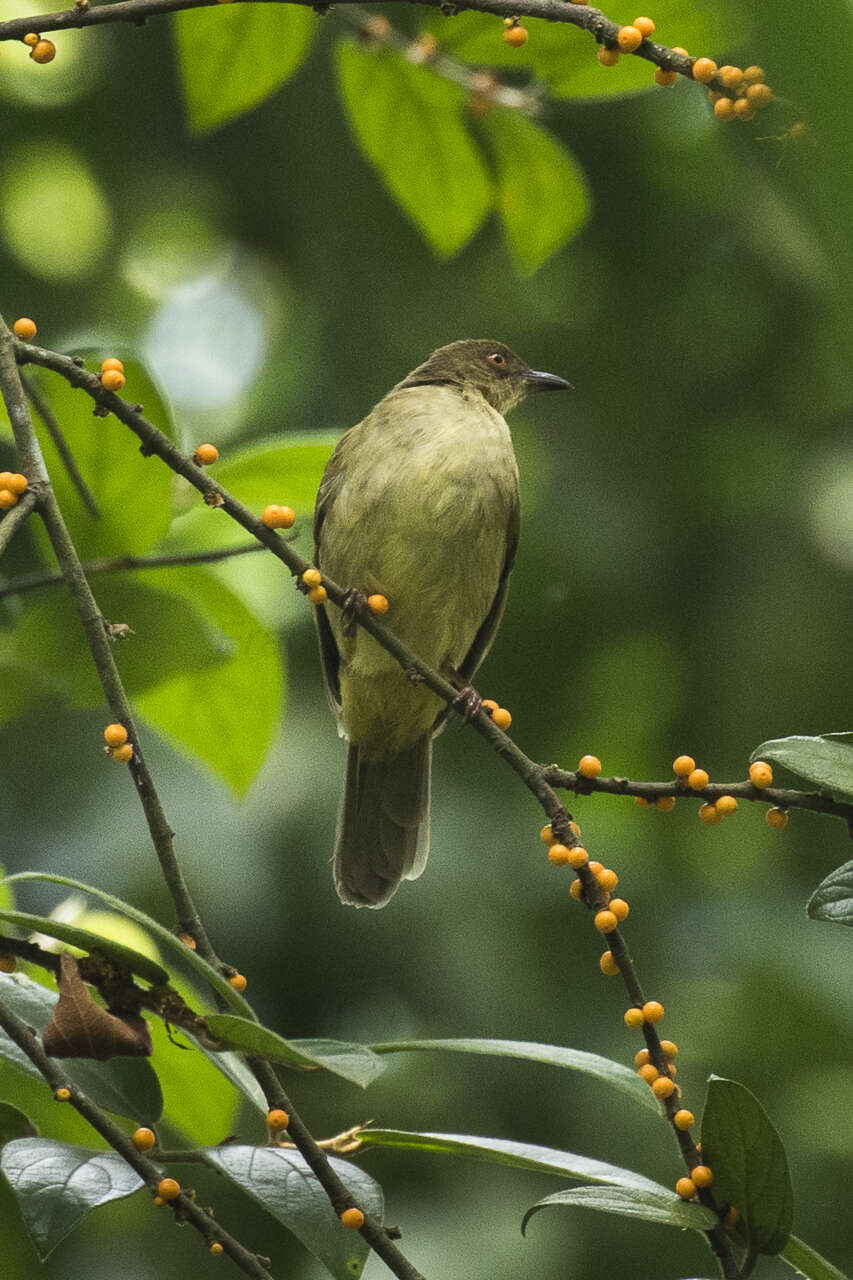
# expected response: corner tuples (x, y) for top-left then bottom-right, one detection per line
(691, 57), (717, 82)
(30, 39), (56, 63)
(341, 1207), (365, 1229)
(567, 846), (589, 868)
(228, 973), (247, 993)
(676, 1176), (696, 1200)
(599, 950), (619, 976)
(104, 723), (128, 748)
(766, 806), (788, 829)
(749, 760), (773, 788)
(0, 490), (18, 510)
(699, 802), (721, 825)
(262, 504), (296, 529)
(491, 706), (512, 731)
(193, 443), (219, 466)
(503, 24), (528, 47)
(674, 1108), (694, 1130)
(742, 65), (765, 84)
(308, 585), (327, 605)
(132, 1127), (156, 1151)
(100, 357), (125, 373)
(13, 317), (37, 340)
(210, 1242), (224, 1255)
(548, 843), (572, 866)
(672, 755), (695, 777)
(714, 98), (736, 121)
(715, 795), (738, 816)
(578, 754), (602, 778)
(609, 898), (630, 922)
(302, 568), (322, 588)
(692, 1164), (713, 1188)
(638, 1062), (659, 1083)
(367, 593), (389, 614)
(266, 1108), (290, 1130)
(633, 16), (655, 36)
(687, 768), (709, 790)
(655, 68), (678, 86)
(23, 33), (40, 46)
(624, 1007), (645, 1028)
(157, 1178), (181, 1201)
(642, 1000), (664, 1022)
(594, 909), (618, 933)
(0, 955), (18, 973)
(652, 1075), (675, 1099)
(7, 474), (28, 494)
(634, 1048), (650, 1067)
(54, 1087), (71, 1101)
(597, 47), (620, 66)
(660, 1039), (678, 1059)
(617, 25), (643, 52)
(655, 796), (676, 812)
(718, 65), (743, 88)
(112, 743), (133, 763)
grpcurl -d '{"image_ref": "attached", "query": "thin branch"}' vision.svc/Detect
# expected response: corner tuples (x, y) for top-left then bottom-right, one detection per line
(22, 372), (101, 518)
(0, 487), (39, 555)
(0, 540), (265, 600)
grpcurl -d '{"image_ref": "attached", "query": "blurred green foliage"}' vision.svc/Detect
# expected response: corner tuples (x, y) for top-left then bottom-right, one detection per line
(1, 0), (852, 1275)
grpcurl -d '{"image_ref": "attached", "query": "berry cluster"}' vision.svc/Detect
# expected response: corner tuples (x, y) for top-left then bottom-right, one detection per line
(23, 33), (55, 63)
(100, 358), (125, 393)
(103, 723), (133, 763)
(0, 471), (29, 510)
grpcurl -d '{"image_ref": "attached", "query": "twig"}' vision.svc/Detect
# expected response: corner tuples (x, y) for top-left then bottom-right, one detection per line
(22, 372), (101, 518)
(0, 541), (265, 600)
(0, 487), (39, 555)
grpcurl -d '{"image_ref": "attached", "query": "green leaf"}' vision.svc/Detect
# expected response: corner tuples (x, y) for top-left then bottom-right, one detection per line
(175, 4), (315, 133)
(476, 109), (590, 273)
(0, 911), (168, 987)
(0, 1102), (37, 1144)
(23, 358), (174, 561)
(751, 734), (853, 800)
(134, 567), (282, 794)
(781, 1234), (851, 1280)
(370, 1038), (658, 1112)
(359, 1129), (669, 1194)
(701, 1076), (793, 1256)
(807, 860), (853, 927)
(0, 973), (163, 1124)
(0, 1138), (143, 1259)
(202, 1145), (383, 1279)
(206, 1015), (385, 1088)
(521, 1184), (716, 1235)
(336, 41), (492, 257)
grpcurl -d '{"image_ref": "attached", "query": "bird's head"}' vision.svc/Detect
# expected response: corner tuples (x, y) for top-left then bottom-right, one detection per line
(400, 339), (571, 415)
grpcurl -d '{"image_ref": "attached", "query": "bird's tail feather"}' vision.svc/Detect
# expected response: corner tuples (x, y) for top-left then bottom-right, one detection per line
(334, 737), (431, 908)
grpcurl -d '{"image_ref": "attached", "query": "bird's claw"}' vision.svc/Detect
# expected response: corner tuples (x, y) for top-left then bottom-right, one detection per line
(453, 685), (482, 722)
(341, 588), (368, 637)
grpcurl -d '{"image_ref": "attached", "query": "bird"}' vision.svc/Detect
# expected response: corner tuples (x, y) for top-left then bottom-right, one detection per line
(313, 339), (570, 907)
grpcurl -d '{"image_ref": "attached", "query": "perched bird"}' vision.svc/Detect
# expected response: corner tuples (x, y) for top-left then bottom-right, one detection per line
(313, 339), (570, 907)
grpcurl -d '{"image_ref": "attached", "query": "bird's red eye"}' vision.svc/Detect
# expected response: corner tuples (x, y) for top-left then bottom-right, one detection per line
(487, 352), (506, 367)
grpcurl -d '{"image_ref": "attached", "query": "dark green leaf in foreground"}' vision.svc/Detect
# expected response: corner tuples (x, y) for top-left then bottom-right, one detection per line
(336, 41), (491, 257)
(370, 1037), (658, 1111)
(206, 1015), (385, 1088)
(203, 1145), (383, 1279)
(702, 1076), (792, 1256)
(781, 1233), (852, 1280)
(751, 734), (853, 800)
(0, 1102), (37, 1144)
(176, 5), (315, 133)
(0, 1138), (143, 1259)
(807, 860), (853, 927)
(522, 1184), (716, 1235)
(0, 972), (163, 1124)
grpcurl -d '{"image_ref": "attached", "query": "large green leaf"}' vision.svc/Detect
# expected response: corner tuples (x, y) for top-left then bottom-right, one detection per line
(336, 41), (492, 257)
(701, 1076), (793, 1256)
(202, 1145), (383, 1280)
(522, 1184), (716, 1235)
(359, 1129), (668, 1194)
(477, 109), (590, 274)
(807, 860), (853, 927)
(0, 973), (163, 1124)
(751, 734), (853, 801)
(0, 1102), (37, 1144)
(781, 1234), (851, 1280)
(0, 1138), (143, 1259)
(175, 4), (316, 133)
(206, 1014), (385, 1088)
(0, 912), (168, 987)
(370, 1037), (658, 1111)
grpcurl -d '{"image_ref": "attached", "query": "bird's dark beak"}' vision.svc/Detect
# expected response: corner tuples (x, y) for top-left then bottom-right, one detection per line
(525, 368), (573, 392)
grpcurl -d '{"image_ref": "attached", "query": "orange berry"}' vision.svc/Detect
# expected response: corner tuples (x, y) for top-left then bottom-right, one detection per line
(503, 24), (528, 47)
(746, 83), (773, 108)
(652, 1075), (675, 1099)
(132, 1127), (157, 1151)
(100, 357), (125, 373)
(228, 972), (247, 993)
(642, 1000), (664, 1022)
(266, 1108), (290, 1130)
(491, 706), (512, 731)
(655, 795), (676, 812)
(210, 1242), (224, 1255)
(367, 593), (389, 615)
(0, 955), (17, 973)
(157, 1178), (181, 1201)
(578, 754), (602, 778)
(599, 950), (619, 976)
(597, 867), (618, 891)
(30, 39), (55, 62)
(691, 56), (717, 82)
(633, 16), (655, 36)
(660, 1039), (678, 1059)
(609, 898), (630, 922)
(567, 846), (589, 869)
(634, 1048), (651, 1067)
(624, 1007), (645, 1028)
(193, 443), (219, 466)
(597, 47), (620, 66)
(638, 1063), (659, 1083)
(341, 1207), (365, 1230)
(742, 65), (765, 84)
(548, 843), (572, 866)
(23, 33), (39, 46)
(7, 474), (28, 494)
(13, 317), (37, 340)
(104, 723), (128, 748)
(308, 585), (328, 605)
(100, 368), (125, 392)
(262, 504), (296, 529)
(676, 1176), (696, 1200)
(587, 860), (603, 877)
(54, 1088), (71, 1101)
(674, 1108), (694, 1130)
(570, 878), (583, 900)
(0, 490), (18, 510)
(692, 1164), (713, 1188)
(671, 47), (688, 56)
(766, 807), (789, 829)
(112, 743), (133, 763)
(569, 821), (581, 838)
(718, 65), (744, 88)
(178, 933), (197, 949)
(302, 568), (322, 588)
(635, 795), (650, 807)
(672, 755), (695, 777)
(594, 909), (618, 934)
(715, 794), (738, 816)
(655, 68), (678, 86)
(687, 768), (709, 790)
(714, 98), (736, 121)
(733, 98), (755, 120)
(618, 25), (643, 52)
(539, 823), (555, 845)
(749, 760), (773, 788)
(481, 698), (499, 715)
(724, 1205), (740, 1227)
(153, 1195), (166, 1206)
